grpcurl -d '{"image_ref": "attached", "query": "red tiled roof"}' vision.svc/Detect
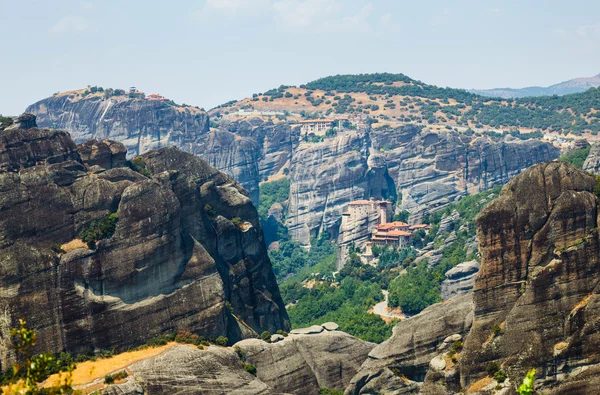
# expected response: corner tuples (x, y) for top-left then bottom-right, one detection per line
(349, 200), (372, 205)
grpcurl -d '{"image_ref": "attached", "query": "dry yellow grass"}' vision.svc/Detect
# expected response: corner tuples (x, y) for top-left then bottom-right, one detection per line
(61, 238), (88, 252)
(466, 376), (494, 393)
(572, 294), (592, 313)
(44, 343), (179, 389)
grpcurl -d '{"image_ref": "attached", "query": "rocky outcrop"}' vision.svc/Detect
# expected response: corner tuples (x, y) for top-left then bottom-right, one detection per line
(287, 129), (370, 246)
(346, 293), (474, 394)
(192, 129), (261, 204)
(26, 92), (560, 248)
(583, 142), (600, 174)
(106, 345), (281, 395)
(460, 161), (600, 393)
(369, 126), (561, 222)
(440, 260), (480, 300)
(235, 323), (374, 395)
(26, 91), (209, 157)
(0, 124), (288, 370)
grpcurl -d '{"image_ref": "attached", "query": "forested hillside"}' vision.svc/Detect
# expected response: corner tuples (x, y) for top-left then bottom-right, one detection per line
(215, 73), (600, 135)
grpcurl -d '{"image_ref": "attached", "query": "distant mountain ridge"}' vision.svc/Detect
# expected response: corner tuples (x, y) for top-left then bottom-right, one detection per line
(470, 73), (600, 98)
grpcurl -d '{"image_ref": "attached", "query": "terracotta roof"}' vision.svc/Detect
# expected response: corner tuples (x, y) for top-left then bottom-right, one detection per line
(348, 200), (372, 205)
(387, 230), (412, 237)
(409, 224), (429, 229)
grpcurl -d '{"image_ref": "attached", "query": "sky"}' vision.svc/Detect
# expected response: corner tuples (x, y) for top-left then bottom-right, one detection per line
(1, 0), (599, 115)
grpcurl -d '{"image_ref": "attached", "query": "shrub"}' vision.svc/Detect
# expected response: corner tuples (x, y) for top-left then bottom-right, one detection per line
(50, 242), (65, 254)
(517, 369), (536, 395)
(104, 370), (128, 384)
(215, 336), (228, 347)
(494, 369), (507, 383)
(231, 217), (243, 227)
(79, 213), (119, 249)
(276, 329), (288, 337)
(259, 331), (271, 343)
(234, 346), (247, 361)
(243, 363), (257, 376)
(319, 389), (344, 395)
(491, 324), (503, 336)
(129, 157), (152, 177)
(204, 204), (217, 217)
(486, 361), (501, 376)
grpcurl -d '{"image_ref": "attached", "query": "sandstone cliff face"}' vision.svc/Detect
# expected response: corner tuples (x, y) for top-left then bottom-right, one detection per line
(26, 92), (209, 158)
(0, 125), (288, 369)
(348, 162), (600, 394)
(583, 142), (600, 174)
(460, 161), (600, 393)
(107, 345), (281, 395)
(235, 323), (374, 395)
(346, 293), (474, 394)
(26, 92), (560, 249)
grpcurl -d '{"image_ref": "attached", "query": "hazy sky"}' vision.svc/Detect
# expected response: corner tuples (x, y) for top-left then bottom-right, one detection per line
(1, 0), (599, 115)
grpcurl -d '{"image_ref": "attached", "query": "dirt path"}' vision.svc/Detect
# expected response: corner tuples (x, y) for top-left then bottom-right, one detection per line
(370, 290), (405, 323)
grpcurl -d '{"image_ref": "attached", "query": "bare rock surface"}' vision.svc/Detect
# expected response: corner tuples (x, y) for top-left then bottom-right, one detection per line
(440, 260), (480, 300)
(0, 123), (288, 370)
(346, 293), (473, 394)
(123, 345), (281, 394)
(235, 326), (375, 395)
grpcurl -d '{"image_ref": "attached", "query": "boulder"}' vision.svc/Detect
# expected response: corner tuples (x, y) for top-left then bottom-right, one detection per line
(440, 260), (481, 300)
(235, 328), (374, 395)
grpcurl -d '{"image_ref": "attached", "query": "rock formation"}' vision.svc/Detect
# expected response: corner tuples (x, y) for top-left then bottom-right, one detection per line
(26, 92), (560, 249)
(346, 293), (474, 394)
(461, 161), (600, 393)
(106, 345), (281, 395)
(26, 90), (209, 157)
(583, 142), (600, 174)
(440, 260), (480, 300)
(235, 322), (374, 395)
(0, 121), (288, 370)
(348, 161), (600, 394)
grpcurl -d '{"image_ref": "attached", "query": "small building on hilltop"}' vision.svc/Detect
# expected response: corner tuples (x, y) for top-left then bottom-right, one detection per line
(147, 93), (169, 101)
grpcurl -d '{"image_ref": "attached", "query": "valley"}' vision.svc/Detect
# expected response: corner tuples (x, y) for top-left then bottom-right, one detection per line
(2, 71), (600, 394)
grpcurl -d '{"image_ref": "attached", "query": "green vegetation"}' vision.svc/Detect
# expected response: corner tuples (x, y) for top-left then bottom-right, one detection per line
(388, 261), (441, 315)
(257, 179), (290, 220)
(557, 145), (591, 168)
(79, 213), (119, 249)
(392, 210), (410, 222)
(486, 361), (507, 383)
(517, 369), (536, 395)
(270, 233), (337, 282)
(0, 115), (13, 129)
(243, 363), (257, 376)
(1, 319), (76, 394)
(129, 156), (152, 177)
(104, 370), (128, 384)
(259, 331), (272, 343)
(285, 276), (393, 343)
(215, 336), (229, 347)
(319, 389), (344, 395)
(388, 184), (502, 315)
(298, 73), (600, 134)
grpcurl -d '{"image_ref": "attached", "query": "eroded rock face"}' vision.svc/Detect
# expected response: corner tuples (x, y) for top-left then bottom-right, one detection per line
(460, 161), (600, 393)
(235, 324), (375, 395)
(109, 345), (281, 395)
(0, 126), (288, 369)
(346, 293), (474, 394)
(26, 93), (560, 248)
(583, 142), (600, 175)
(26, 93), (209, 158)
(440, 260), (480, 300)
